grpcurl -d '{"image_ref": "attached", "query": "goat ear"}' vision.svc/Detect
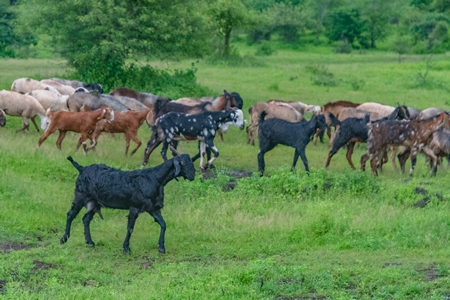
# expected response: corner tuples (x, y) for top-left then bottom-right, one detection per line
(173, 158), (181, 176)
(97, 109), (106, 120)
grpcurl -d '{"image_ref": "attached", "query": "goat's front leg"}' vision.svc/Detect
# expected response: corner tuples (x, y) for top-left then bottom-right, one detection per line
(143, 132), (162, 165)
(60, 200), (84, 244)
(293, 147), (309, 173)
(149, 210), (166, 253)
(123, 207), (140, 255)
(205, 140), (219, 168)
(160, 142), (170, 161)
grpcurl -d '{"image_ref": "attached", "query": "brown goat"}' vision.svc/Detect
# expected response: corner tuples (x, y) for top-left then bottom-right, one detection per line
(37, 108), (114, 153)
(89, 108), (150, 155)
(314, 100), (360, 145)
(360, 112), (448, 176)
(246, 101), (304, 146)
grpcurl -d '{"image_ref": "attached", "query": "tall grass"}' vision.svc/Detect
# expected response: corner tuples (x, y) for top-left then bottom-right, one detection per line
(1, 45), (450, 299)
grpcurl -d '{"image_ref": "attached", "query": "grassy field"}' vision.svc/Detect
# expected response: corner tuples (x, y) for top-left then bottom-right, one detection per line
(1, 45), (450, 299)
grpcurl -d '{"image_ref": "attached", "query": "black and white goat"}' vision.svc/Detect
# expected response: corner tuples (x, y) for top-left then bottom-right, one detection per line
(154, 109), (245, 170)
(61, 155), (196, 254)
(258, 111), (327, 175)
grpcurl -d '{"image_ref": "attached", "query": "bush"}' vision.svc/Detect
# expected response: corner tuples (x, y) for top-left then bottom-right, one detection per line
(255, 41), (275, 56)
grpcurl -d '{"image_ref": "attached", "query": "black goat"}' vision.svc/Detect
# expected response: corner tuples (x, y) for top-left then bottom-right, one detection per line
(325, 105), (411, 170)
(61, 155), (196, 254)
(258, 111), (327, 175)
(325, 113), (370, 169)
(154, 109), (245, 170)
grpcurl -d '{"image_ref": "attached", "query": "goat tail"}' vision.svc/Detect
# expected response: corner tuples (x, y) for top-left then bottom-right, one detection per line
(259, 111), (267, 124)
(67, 156), (84, 173)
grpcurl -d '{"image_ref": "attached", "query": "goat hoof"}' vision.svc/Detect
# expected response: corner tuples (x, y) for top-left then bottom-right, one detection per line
(123, 248), (131, 255)
(60, 236), (68, 244)
(158, 246), (166, 254)
(86, 241), (95, 248)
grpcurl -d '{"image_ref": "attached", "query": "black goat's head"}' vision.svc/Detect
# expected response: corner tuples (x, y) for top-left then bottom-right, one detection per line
(173, 154), (196, 181)
(315, 114), (327, 132)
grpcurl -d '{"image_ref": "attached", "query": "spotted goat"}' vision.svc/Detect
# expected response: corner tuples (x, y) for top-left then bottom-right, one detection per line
(360, 112), (449, 176)
(152, 109), (245, 170)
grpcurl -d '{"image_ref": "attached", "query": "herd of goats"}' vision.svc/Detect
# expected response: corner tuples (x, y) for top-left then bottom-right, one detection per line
(1, 77), (450, 177)
(2, 77), (450, 254)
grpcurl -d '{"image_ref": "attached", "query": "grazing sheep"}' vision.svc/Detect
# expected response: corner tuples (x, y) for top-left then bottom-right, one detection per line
(11, 77), (60, 95)
(416, 107), (445, 120)
(0, 108), (5, 127)
(246, 101), (304, 146)
(112, 95), (149, 111)
(37, 107), (114, 153)
(258, 112), (327, 175)
(173, 91), (244, 110)
(66, 93), (131, 112)
(49, 78), (103, 94)
(266, 99), (320, 115)
(109, 87), (159, 108)
(61, 154), (196, 254)
(27, 90), (69, 112)
(40, 79), (76, 95)
(0, 90), (50, 132)
(89, 108), (151, 155)
(361, 112), (448, 176)
(153, 109), (245, 170)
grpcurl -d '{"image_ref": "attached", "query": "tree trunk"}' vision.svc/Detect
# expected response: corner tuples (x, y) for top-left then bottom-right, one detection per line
(223, 28), (232, 57)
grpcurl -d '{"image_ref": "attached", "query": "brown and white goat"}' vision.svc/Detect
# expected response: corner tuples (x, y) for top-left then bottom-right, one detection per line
(89, 108), (150, 155)
(360, 112), (449, 176)
(37, 107), (114, 153)
(246, 101), (304, 146)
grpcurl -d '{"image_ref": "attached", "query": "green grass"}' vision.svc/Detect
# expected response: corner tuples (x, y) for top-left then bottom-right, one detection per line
(1, 45), (450, 299)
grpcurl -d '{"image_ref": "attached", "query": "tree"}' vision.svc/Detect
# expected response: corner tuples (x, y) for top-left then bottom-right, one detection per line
(266, 2), (309, 42)
(359, 0), (394, 48)
(209, 0), (254, 57)
(306, 0), (342, 44)
(326, 8), (363, 46)
(16, 0), (212, 89)
(0, 1), (35, 57)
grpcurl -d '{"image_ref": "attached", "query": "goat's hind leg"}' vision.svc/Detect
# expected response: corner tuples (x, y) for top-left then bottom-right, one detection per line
(60, 200), (84, 244)
(82, 206), (96, 248)
(123, 207), (139, 254)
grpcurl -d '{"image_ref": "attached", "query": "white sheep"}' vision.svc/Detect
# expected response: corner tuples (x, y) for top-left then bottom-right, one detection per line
(356, 102), (396, 118)
(0, 90), (50, 132)
(27, 90), (69, 112)
(11, 77), (61, 95)
(40, 79), (76, 95)
(266, 100), (320, 115)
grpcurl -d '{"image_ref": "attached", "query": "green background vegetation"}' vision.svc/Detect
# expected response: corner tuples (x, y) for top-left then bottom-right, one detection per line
(1, 0), (450, 298)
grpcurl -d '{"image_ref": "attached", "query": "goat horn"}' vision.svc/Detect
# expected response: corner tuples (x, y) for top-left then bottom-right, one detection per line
(178, 143), (186, 154)
(169, 144), (180, 155)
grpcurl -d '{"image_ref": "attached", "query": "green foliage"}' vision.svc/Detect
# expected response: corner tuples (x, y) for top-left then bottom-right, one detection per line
(0, 2), (36, 58)
(72, 60), (212, 97)
(326, 7), (364, 46)
(265, 2), (309, 43)
(255, 41), (275, 56)
(305, 63), (339, 87)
